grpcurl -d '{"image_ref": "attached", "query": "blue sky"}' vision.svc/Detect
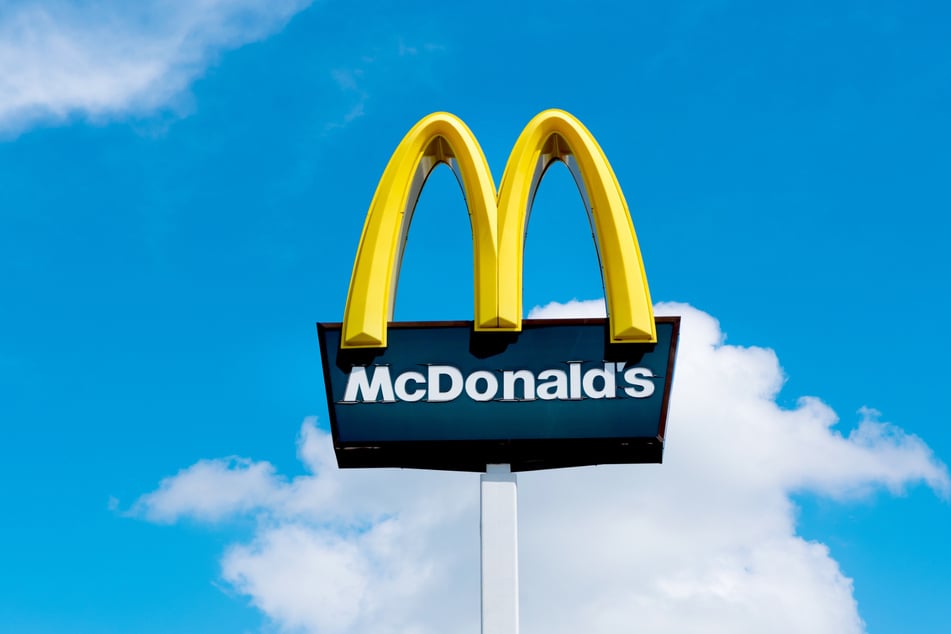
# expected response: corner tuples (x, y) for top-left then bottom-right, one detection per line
(1, 1), (949, 632)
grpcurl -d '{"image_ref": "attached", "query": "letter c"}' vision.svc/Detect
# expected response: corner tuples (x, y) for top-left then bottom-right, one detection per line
(394, 371), (426, 402)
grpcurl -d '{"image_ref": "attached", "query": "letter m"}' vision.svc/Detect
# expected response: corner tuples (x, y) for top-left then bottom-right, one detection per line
(341, 366), (395, 403)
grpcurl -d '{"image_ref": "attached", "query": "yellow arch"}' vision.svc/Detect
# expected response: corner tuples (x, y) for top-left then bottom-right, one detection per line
(342, 112), (499, 348)
(341, 110), (655, 349)
(496, 109), (655, 343)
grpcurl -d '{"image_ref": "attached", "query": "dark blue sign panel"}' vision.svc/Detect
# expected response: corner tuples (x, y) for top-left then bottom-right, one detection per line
(317, 317), (679, 472)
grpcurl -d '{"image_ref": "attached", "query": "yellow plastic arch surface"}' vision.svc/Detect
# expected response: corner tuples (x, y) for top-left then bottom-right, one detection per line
(342, 113), (499, 348)
(496, 109), (655, 343)
(341, 109), (655, 348)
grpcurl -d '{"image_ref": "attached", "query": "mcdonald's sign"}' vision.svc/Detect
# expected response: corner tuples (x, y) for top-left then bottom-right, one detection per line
(317, 110), (679, 471)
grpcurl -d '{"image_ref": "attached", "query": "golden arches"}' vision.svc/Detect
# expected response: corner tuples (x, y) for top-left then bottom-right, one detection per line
(497, 110), (655, 343)
(341, 113), (499, 348)
(341, 109), (655, 349)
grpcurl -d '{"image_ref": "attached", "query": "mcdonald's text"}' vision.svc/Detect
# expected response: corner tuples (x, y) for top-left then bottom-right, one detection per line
(340, 362), (657, 404)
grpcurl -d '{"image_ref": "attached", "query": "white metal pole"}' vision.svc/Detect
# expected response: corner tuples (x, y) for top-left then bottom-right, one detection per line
(481, 463), (519, 634)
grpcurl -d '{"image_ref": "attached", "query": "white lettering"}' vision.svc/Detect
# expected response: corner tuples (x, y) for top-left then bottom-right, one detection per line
(502, 369), (536, 401)
(582, 362), (617, 399)
(342, 362), (659, 403)
(536, 369), (568, 400)
(342, 365), (395, 403)
(568, 362), (582, 400)
(394, 370), (426, 402)
(427, 365), (464, 402)
(465, 370), (499, 401)
(623, 367), (656, 398)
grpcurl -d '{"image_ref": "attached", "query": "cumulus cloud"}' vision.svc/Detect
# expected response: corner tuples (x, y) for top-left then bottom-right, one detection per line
(0, 0), (311, 134)
(528, 297), (606, 319)
(131, 457), (286, 523)
(132, 302), (948, 634)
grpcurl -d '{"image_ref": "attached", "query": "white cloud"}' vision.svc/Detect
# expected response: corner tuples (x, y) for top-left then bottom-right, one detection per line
(131, 456), (286, 523)
(133, 301), (948, 634)
(528, 297), (606, 319)
(0, 0), (311, 135)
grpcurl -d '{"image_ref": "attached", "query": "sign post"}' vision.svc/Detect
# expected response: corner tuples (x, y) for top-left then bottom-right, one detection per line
(317, 109), (679, 634)
(481, 464), (519, 634)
